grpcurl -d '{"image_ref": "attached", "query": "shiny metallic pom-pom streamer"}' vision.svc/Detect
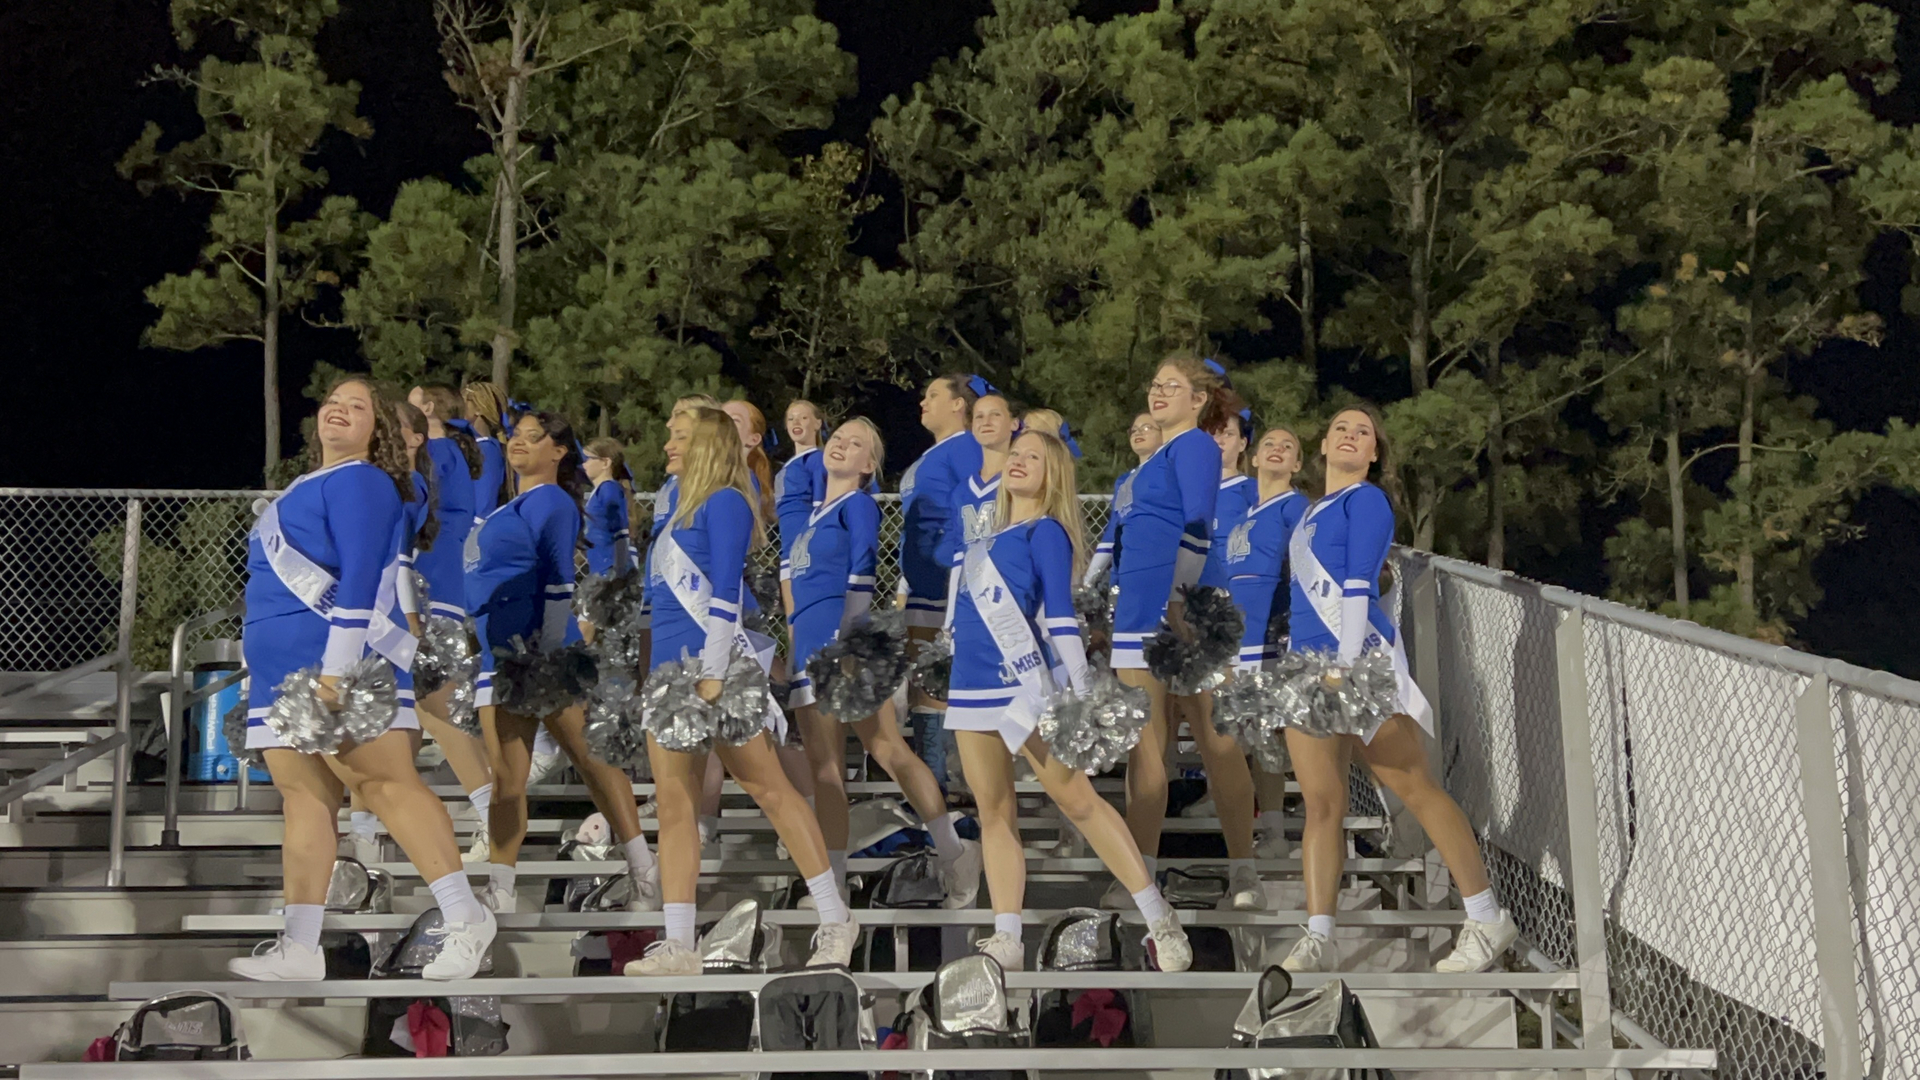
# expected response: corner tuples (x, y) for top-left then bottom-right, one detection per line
(807, 614), (913, 723)
(265, 656), (400, 755)
(1275, 648), (1402, 738)
(575, 568), (646, 631)
(1142, 585), (1245, 696)
(910, 629), (954, 699)
(712, 650), (775, 747)
(747, 567), (783, 621)
(1073, 579), (1113, 642)
(583, 673), (647, 767)
(587, 625), (648, 681)
(638, 657), (717, 753)
(413, 613), (477, 698)
(1212, 667), (1302, 772)
(221, 700), (261, 770)
(495, 640), (599, 719)
(1037, 670), (1150, 773)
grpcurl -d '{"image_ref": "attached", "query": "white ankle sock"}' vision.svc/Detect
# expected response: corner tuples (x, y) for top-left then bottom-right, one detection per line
(428, 871), (486, 925)
(467, 783), (493, 819)
(1132, 885), (1172, 925)
(1307, 914), (1336, 940)
(806, 870), (850, 924)
(532, 725), (558, 757)
(927, 813), (963, 860)
(664, 902), (698, 948)
(488, 862), (516, 894)
(623, 834), (656, 876)
(827, 850), (848, 895)
(994, 912), (1023, 938)
(283, 903), (325, 950)
(349, 811), (378, 840)
(1462, 888), (1502, 924)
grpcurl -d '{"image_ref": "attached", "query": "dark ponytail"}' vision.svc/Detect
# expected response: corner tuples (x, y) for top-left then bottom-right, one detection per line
(390, 397), (442, 553)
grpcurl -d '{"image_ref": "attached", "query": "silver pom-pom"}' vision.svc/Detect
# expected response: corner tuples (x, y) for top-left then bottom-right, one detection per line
(1212, 668), (1301, 772)
(1143, 585), (1245, 695)
(221, 700), (261, 770)
(1036, 669), (1150, 773)
(583, 672), (647, 767)
(807, 612), (912, 723)
(575, 568), (646, 630)
(1274, 648), (1402, 738)
(909, 629), (954, 699)
(640, 651), (775, 753)
(1073, 579), (1113, 642)
(264, 656), (401, 754)
(413, 612), (478, 701)
(494, 639), (598, 719)
(747, 566), (782, 620)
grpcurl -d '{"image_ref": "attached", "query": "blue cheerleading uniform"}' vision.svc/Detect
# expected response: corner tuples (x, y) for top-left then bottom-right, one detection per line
(945, 518), (1092, 752)
(944, 472), (1002, 568)
(1082, 468), (1133, 587)
(416, 438), (475, 620)
(1287, 481), (1429, 736)
(473, 436), (507, 523)
(465, 484), (582, 709)
(784, 490), (881, 708)
(775, 447), (826, 582)
(898, 431), (983, 627)
(646, 487), (754, 676)
(1221, 488), (1307, 669)
(396, 472), (431, 621)
(1199, 473), (1255, 591)
(583, 480), (632, 576)
(242, 460), (418, 749)
(1110, 427), (1221, 669)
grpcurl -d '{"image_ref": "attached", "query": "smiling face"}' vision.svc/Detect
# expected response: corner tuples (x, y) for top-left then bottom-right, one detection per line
(317, 381), (378, 460)
(824, 421), (876, 481)
(785, 402), (823, 448)
(1147, 364), (1205, 430)
(1255, 428), (1301, 481)
(971, 395), (1012, 452)
(507, 415), (565, 479)
(1128, 412), (1163, 459)
(721, 401), (757, 451)
(663, 416), (693, 477)
(1002, 432), (1049, 499)
(1321, 408), (1379, 475)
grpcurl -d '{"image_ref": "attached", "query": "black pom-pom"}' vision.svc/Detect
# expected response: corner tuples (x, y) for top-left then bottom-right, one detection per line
(910, 630), (953, 700)
(747, 566), (782, 620)
(1142, 585), (1244, 695)
(806, 613), (913, 722)
(495, 640), (599, 718)
(575, 567), (646, 631)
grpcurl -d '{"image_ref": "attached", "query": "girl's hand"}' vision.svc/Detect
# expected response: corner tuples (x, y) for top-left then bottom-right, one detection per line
(697, 679), (722, 703)
(317, 674), (342, 709)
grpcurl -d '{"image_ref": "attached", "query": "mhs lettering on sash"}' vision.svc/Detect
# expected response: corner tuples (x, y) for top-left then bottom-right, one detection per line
(998, 648), (1043, 683)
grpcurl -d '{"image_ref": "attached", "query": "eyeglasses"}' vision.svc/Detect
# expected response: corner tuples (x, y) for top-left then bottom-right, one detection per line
(511, 429), (550, 445)
(1147, 381), (1191, 397)
(1129, 424), (1157, 436)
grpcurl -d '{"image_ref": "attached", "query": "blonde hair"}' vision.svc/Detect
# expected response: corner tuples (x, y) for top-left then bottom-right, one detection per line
(1021, 407), (1064, 438)
(727, 398), (777, 525)
(670, 406), (763, 544)
(995, 430), (1088, 579)
(674, 393), (720, 412)
(830, 417), (887, 482)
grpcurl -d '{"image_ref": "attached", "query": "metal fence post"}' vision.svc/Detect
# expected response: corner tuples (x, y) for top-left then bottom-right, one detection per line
(107, 498), (142, 888)
(1792, 672), (1864, 1080)
(1552, 606), (1613, 1076)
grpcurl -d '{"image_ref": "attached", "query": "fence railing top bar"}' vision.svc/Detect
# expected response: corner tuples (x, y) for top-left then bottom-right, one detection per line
(1404, 547), (1920, 707)
(0, 488), (276, 499)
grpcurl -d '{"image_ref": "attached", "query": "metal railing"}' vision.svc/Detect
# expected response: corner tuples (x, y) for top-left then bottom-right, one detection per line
(162, 600), (247, 847)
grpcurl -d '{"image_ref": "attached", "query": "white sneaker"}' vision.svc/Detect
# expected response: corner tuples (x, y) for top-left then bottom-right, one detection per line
(1099, 878), (1133, 910)
(1253, 827), (1290, 860)
(635, 796), (657, 818)
(1227, 864), (1269, 912)
(627, 863), (663, 913)
(624, 938), (701, 976)
(939, 839), (983, 909)
(975, 931), (1025, 972)
(1435, 910), (1518, 974)
(1281, 932), (1338, 974)
(1143, 912), (1192, 972)
(527, 750), (566, 786)
(1181, 795), (1216, 819)
(421, 909), (497, 980)
(348, 832), (381, 865)
(463, 832), (491, 864)
(807, 918), (860, 967)
(480, 883), (517, 914)
(228, 937), (325, 981)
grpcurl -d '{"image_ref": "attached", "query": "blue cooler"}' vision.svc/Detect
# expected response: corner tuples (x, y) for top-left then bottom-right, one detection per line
(187, 641), (266, 783)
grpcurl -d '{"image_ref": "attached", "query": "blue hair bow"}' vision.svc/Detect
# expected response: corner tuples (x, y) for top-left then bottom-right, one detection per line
(967, 375), (999, 399)
(503, 398), (531, 431)
(1059, 421), (1082, 458)
(764, 427), (779, 451)
(1202, 358), (1227, 378)
(1238, 407), (1254, 442)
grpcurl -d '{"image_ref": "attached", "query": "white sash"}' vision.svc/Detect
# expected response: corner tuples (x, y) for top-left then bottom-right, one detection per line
(254, 460), (417, 669)
(654, 529), (782, 735)
(960, 528), (1054, 731)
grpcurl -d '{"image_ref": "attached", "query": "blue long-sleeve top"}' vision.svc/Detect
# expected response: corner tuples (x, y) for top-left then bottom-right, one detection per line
(1288, 481), (1397, 663)
(948, 518), (1092, 703)
(397, 471), (431, 619)
(1222, 488), (1308, 657)
(245, 460), (406, 675)
(647, 486), (754, 677)
(944, 472), (1002, 568)
(775, 447), (825, 580)
(899, 431), (983, 600)
(1081, 468), (1132, 587)
(472, 436), (507, 522)
(583, 480), (632, 576)
(416, 437), (475, 618)
(788, 489), (880, 633)
(1113, 426), (1221, 590)
(466, 483), (582, 651)
(1199, 473), (1255, 590)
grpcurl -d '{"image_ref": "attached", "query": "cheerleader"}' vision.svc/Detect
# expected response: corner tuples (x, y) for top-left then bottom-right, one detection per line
(1101, 354), (1257, 912)
(627, 406), (857, 976)
(469, 409), (658, 915)
(789, 419), (982, 906)
(898, 375), (986, 785)
(948, 430), (1191, 972)
(722, 398), (779, 526)
(1082, 412), (1163, 588)
(1280, 404), (1516, 974)
(232, 377), (493, 981)
(1223, 427), (1309, 856)
(775, 399), (827, 617)
(941, 389), (1014, 576)
(581, 438), (633, 578)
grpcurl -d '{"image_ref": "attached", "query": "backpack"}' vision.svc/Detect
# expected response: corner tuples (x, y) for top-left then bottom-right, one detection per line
(318, 857), (388, 978)
(656, 899), (767, 1052)
(1030, 909), (1150, 1050)
(1216, 968), (1391, 1080)
(902, 953), (1028, 1080)
(753, 967), (875, 1080)
(359, 909), (508, 1058)
(546, 835), (618, 911)
(113, 991), (248, 1061)
(1158, 867), (1238, 972)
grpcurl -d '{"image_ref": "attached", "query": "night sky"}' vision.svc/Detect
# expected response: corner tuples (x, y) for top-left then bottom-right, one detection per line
(6, 0), (1920, 674)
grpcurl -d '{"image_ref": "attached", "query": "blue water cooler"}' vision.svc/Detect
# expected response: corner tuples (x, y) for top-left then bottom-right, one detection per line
(187, 640), (266, 783)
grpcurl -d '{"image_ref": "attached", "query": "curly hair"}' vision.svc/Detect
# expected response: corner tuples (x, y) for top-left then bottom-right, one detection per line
(390, 397), (440, 553)
(301, 376), (413, 503)
(1158, 353), (1239, 437)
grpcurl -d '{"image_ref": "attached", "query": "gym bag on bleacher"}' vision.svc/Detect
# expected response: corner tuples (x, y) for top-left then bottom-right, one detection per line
(755, 967), (875, 1080)
(113, 991), (249, 1061)
(1030, 908), (1151, 1049)
(904, 953), (1027, 1080)
(1216, 967), (1393, 1080)
(358, 908), (509, 1058)
(656, 898), (766, 1052)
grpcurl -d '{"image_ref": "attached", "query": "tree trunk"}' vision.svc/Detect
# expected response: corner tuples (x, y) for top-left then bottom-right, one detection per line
(1485, 345), (1504, 570)
(1413, 480), (1437, 551)
(598, 406), (611, 438)
(1298, 208), (1316, 369)
(1665, 421), (1689, 617)
(488, 10), (530, 394)
(1407, 148), (1430, 393)
(261, 148), (281, 486)
(1734, 97), (1764, 623)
